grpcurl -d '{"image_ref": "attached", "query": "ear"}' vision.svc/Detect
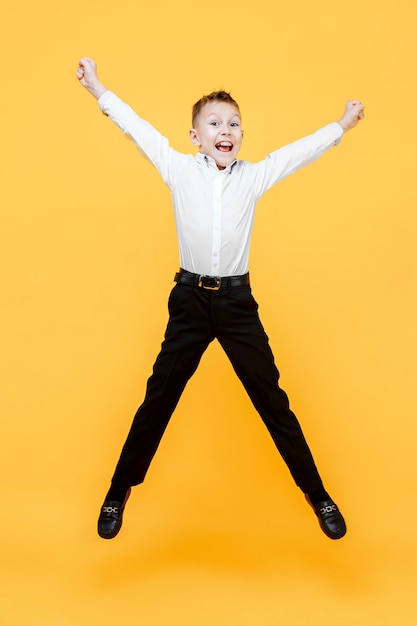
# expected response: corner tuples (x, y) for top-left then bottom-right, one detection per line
(189, 128), (201, 146)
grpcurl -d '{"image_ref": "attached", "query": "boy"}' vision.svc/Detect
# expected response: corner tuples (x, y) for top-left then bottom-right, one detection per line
(77, 57), (364, 541)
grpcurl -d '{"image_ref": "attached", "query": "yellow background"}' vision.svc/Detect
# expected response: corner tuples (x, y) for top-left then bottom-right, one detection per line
(1, 0), (416, 624)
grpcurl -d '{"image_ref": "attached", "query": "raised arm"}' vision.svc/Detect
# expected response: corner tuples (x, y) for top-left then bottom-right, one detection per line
(76, 57), (107, 100)
(337, 100), (365, 133)
(75, 57), (185, 187)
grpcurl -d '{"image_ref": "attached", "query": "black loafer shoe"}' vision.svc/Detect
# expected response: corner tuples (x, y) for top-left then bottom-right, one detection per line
(305, 495), (347, 540)
(98, 487), (131, 539)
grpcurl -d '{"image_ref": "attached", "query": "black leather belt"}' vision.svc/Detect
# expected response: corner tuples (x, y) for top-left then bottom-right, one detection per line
(174, 269), (250, 291)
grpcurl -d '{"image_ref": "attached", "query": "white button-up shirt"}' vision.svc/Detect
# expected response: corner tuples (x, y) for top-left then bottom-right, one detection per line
(98, 91), (343, 277)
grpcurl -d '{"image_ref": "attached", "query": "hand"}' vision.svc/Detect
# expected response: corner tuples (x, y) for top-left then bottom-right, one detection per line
(337, 100), (365, 133)
(76, 57), (107, 100)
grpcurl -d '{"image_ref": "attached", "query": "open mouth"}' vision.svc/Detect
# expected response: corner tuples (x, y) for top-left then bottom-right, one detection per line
(215, 141), (233, 153)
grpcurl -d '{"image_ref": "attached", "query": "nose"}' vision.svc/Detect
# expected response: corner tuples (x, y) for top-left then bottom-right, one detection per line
(220, 125), (231, 135)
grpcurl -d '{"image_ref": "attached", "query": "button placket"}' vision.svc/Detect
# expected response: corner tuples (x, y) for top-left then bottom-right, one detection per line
(211, 175), (223, 275)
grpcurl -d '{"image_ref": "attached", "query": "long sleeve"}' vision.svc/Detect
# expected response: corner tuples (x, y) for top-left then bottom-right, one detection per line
(250, 122), (343, 197)
(98, 90), (180, 186)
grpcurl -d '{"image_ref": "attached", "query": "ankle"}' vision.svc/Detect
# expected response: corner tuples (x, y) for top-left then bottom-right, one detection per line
(306, 486), (331, 507)
(105, 484), (129, 503)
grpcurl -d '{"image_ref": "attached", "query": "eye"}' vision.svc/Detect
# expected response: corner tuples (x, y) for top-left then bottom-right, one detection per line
(230, 122), (239, 127)
(210, 121), (219, 126)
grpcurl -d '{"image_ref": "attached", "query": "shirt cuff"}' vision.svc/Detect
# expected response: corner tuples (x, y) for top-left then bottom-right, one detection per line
(331, 121), (344, 146)
(98, 90), (115, 113)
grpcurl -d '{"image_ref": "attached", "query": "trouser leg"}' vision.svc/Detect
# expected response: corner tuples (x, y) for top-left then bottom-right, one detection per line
(214, 286), (323, 493)
(111, 285), (214, 487)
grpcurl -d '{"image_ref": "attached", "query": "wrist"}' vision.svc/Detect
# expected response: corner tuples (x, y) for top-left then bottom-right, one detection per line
(88, 81), (107, 100)
(336, 118), (349, 133)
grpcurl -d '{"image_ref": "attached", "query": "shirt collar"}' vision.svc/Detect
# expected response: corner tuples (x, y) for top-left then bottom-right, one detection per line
(196, 152), (238, 173)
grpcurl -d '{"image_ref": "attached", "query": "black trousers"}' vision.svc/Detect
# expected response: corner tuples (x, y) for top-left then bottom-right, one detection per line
(111, 281), (323, 493)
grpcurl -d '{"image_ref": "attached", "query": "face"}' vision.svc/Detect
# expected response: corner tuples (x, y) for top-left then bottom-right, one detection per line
(189, 101), (244, 169)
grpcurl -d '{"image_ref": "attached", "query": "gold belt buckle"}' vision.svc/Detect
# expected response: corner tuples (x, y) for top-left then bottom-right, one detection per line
(199, 276), (222, 290)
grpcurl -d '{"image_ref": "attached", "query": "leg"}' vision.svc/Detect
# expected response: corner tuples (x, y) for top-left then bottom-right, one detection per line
(213, 286), (346, 539)
(99, 284), (215, 539)
(111, 284), (215, 488)
(213, 286), (323, 493)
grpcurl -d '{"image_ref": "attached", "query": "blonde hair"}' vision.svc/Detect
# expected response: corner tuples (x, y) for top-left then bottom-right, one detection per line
(192, 91), (240, 126)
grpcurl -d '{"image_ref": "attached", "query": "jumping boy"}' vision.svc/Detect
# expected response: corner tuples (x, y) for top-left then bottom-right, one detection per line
(76, 57), (364, 541)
